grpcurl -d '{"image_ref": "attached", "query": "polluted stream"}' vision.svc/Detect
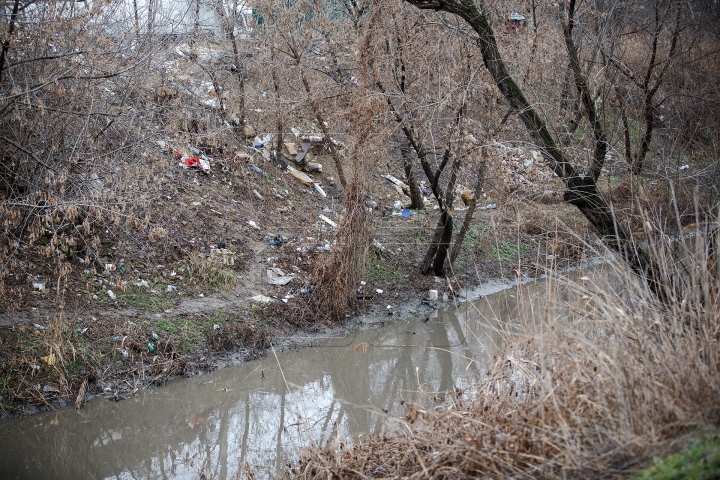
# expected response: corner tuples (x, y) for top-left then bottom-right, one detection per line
(0, 265), (608, 479)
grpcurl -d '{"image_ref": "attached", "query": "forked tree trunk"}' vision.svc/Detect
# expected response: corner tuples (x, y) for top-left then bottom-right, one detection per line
(402, 0), (667, 302)
(422, 210), (453, 275)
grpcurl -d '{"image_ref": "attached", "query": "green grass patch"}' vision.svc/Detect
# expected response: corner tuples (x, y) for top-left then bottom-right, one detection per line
(121, 292), (174, 312)
(65, 360), (86, 377)
(464, 225), (489, 248)
(367, 255), (404, 283)
(633, 431), (720, 480)
(150, 310), (238, 354)
(489, 241), (530, 263)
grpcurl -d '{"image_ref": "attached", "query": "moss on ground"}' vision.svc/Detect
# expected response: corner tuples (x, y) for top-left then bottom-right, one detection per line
(634, 431), (720, 480)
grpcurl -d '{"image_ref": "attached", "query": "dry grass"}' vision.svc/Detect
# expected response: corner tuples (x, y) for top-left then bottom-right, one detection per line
(186, 253), (240, 290)
(287, 218), (720, 478)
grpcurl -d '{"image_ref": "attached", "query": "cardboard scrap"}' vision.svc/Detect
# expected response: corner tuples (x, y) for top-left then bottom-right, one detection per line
(287, 166), (314, 186)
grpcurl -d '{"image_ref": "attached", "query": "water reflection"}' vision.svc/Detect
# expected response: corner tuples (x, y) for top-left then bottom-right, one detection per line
(0, 267), (605, 479)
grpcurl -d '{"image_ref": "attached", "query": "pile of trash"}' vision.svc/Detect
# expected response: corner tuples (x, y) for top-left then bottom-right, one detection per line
(490, 145), (554, 194)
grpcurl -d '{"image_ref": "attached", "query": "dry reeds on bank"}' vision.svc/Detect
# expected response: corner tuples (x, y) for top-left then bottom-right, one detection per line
(288, 221), (720, 479)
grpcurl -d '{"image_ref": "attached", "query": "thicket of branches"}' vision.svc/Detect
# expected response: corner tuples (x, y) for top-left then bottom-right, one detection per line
(1, 0), (718, 311)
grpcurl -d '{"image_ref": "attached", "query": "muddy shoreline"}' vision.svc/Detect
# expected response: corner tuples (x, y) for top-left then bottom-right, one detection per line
(0, 248), (594, 420)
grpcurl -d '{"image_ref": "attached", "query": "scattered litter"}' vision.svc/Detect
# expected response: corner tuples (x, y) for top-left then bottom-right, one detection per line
(147, 342), (155, 353)
(32, 281), (45, 290)
(250, 165), (264, 175)
(372, 239), (386, 252)
(268, 235), (285, 246)
(151, 331), (159, 341)
(478, 204), (497, 210)
(165, 285), (177, 293)
(105, 263), (116, 272)
(248, 221), (260, 229)
(287, 166), (314, 186)
(43, 384), (60, 394)
(679, 164), (690, 171)
(313, 183), (327, 198)
(253, 189), (265, 201)
(290, 127), (300, 137)
(40, 353), (56, 366)
(267, 267), (295, 286)
(107, 290), (116, 300)
(168, 146), (211, 174)
(360, 281), (366, 286)
(283, 142), (298, 156)
(135, 279), (149, 288)
(75, 328), (88, 334)
(253, 134), (274, 149)
(30, 364), (41, 371)
(303, 135), (324, 143)
(428, 289), (439, 301)
(305, 162), (322, 172)
(210, 248), (236, 265)
(376, 289), (384, 294)
(401, 209), (411, 217)
(295, 140), (312, 163)
(319, 214), (338, 228)
(383, 174), (409, 190)
(33, 323), (48, 331)
(250, 294), (273, 305)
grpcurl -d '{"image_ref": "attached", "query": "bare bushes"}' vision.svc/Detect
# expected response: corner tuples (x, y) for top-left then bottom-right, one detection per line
(0, 1), (167, 298)
(307, 169), (370, 323)
(290, 228), (720, 478)
(299, 90), (380, 324)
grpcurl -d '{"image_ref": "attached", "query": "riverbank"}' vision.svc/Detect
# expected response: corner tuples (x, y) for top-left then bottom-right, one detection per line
(0, 192), (588, 418)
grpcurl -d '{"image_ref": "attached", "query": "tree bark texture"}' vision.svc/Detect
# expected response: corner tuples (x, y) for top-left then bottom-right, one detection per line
(401, 142), (425, 209)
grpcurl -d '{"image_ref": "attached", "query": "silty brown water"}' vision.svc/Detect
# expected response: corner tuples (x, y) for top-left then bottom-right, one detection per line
(0, 267), (603, 479)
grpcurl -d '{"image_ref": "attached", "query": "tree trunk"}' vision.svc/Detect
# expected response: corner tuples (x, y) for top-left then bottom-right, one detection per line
(433, 212), (454, 276)
(450, 154), (486, 264)
(422, 210), (453, 275)
(402, 0), (668, 302)
(401, 142), (425, 210)
(0, 0), (20, 83)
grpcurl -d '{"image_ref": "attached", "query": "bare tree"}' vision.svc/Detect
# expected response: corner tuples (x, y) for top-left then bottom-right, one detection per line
(399, 0), (669, 299)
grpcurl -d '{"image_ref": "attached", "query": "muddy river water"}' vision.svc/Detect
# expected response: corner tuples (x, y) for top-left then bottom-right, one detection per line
(0, 266), (605, 479)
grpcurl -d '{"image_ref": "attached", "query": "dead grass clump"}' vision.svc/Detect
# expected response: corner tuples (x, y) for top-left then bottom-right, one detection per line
(295, 88), (378, 324)
(187, 254), (240, 290)
(207, 323), (271, 353)
(289, 229), (720, 479)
